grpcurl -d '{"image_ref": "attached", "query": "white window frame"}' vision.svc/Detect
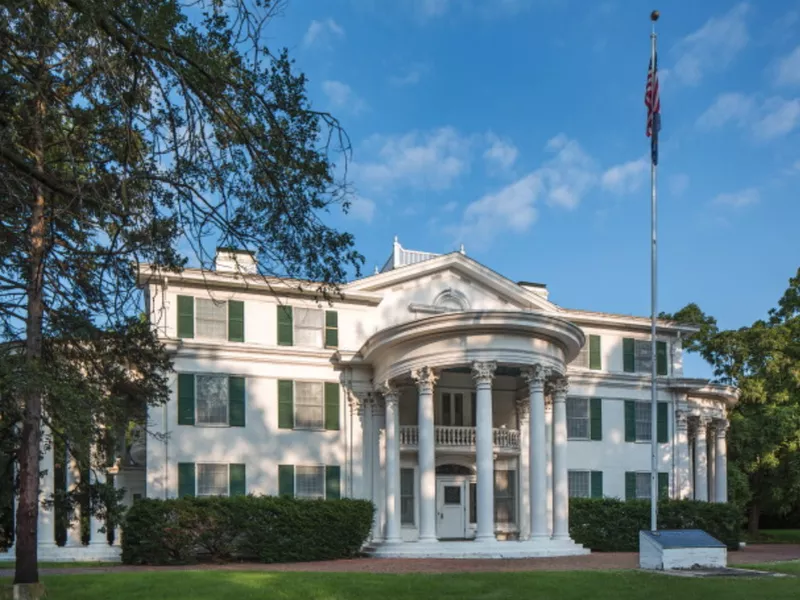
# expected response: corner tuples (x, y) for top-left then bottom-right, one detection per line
(400, 467), (416, 526)
(293, 307), (324, 348)
(568, 470), (591, 499)
(195, 297), (229, 341)
(634, 400), (652, 442)
(566, 397), (590, 440)
(196, 463), (231, 497)
(293, 380), (325, 430)
(195, 374), (230, 427)
(294, 465), (326, 500)
(437, 389), (471, 426)
(634, 472), (651, 499)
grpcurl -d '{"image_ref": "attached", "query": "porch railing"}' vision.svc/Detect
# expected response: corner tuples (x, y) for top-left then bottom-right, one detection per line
(399, 426), (519, 452)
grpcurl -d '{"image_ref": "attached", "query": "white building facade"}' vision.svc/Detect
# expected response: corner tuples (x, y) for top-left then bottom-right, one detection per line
(2, 239), (738, 561)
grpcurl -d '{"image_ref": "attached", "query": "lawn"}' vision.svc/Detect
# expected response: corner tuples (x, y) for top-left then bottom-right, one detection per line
(745, 530), (800, 544)
(2, 569), (799, 600)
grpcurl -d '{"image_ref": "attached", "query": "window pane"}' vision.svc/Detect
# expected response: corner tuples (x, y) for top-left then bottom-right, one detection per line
(196, 298), (227, 339)
(196, 375), (228, 425)
(469, 483), (477, 524)
(296, 466), (324, 499)
(442, 393), (451, 425)
(567, 398), (589, 439)
(444, 486), (461, 505)
(635, 402), (652, 441)
(294, 308), (323, 347)
(636, 472), (650, 499)
(401, 468), (415, 525)
(454, 394), (464, 426)
(494, 470), (516, 525)
(568, 471), (590, 498)
(295, 381), (324, 429)
(197, 464), (228, 496)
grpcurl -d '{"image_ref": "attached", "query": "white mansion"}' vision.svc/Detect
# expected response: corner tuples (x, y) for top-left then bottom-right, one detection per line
(4, 239), (739, 561)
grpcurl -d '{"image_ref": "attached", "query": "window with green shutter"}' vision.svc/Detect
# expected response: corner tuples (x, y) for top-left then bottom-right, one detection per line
(589, 335), (602, 370)
(324, 382), (340, 430)
(325, 310), (338, 348)
(229, 464), (246, 496)
(177, 295), (194, 338)
(625, 471), (636, 500)
(657, 401), (668, 443)
(591, 471), (603, 498)
(656, 340), (668, 376)
(277, 305), (293, 346)
(178, 462), (195, 497)
(178, 373), (195, 426)
(278, 380), (293, 429)
(623, 338), (635, 372)
(228, 300), (244, 342)
(624, 400), (636, 442)
(278, 464), (294, 496)
(228, 376), (245, 427)
(658, 472), (669, 499)
(325, 465), (341, 499)
(590, 397), (603, 440)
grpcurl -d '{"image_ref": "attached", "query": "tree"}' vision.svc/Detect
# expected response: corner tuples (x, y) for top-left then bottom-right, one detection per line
(662, 268), (800, 534)
(0, 0), (362, 589)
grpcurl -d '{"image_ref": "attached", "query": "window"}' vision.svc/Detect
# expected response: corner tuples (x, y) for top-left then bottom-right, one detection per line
(574, 334), (601, 370)
(295, 466), (325, 499)
(623, 338), (668, 375)
(294, 308), (324, 347)
(494, 470), (516, 525)
(294, 381), (324, 429)
(197, 463), (229, 496)
(401, 468), (415, 525)
(196, 375), (228, 425)
(196, 298), (228, 340)
(439, 391), (468, 426)
(568, 471), (590, 498)
(635, 472), (650, 499)
(469, 483), (477, 524)
(635, 401), (652, 442)
(567, 398), (589, 439)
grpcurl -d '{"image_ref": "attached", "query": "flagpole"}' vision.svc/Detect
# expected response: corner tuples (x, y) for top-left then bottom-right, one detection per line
(649, 10), (660, 533)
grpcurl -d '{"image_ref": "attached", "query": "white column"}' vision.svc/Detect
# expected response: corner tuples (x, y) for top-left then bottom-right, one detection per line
(89, 445), (107, 547)
(714, 419), (729, 503)
(412, 367), (439, 543)
(38, 428), (56, 548)
(675, 410), (691, 499)
(693, 416), (709, 502)
(708, 429), (716, 502)
(370, 400), (384, 541)
(515, 397), (531, 540)
(545, 398), (553, 536)
(472, 361), (497, 542)
(551, 375), (570, 540)
(65, 444), (83, 547)
(379, 382), (402, 544)
(524, 365), (548, 541)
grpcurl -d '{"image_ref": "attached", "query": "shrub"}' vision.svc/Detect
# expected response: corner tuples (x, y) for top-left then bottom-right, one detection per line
(570, 498), (741, 551)
(121, 496), (374, 565)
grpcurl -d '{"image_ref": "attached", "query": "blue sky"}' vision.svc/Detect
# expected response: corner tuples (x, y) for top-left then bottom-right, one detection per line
(267, 1), (800, 377)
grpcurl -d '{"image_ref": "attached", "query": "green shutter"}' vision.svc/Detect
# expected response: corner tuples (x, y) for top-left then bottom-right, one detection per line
(589, 335), (602, 370)
(623, 338), (635, 372)
(230, 464), (246, 496)
(278, 380), (294, 429)
(326, 465), (341, 500)
(277, 305), (293, 346)
(278, 464), (294, 497)
(178, 374), (195, 426)
(590, 398), (603, 441)
(657, 401), (668, 443)
(177, 295), (194, 339)
(624, 400), (636, 442)
(229, 376), (246, 427)
(591, 471), (603, 498)
(178, 463), (195, 498)
(625, 472), (636, 500)
(228, 300), (244, 342)
(325, 382), (340, 431)
(658, 472), (669, 499)
(656, 340), (668, 376)
(325, 310), (339, 348)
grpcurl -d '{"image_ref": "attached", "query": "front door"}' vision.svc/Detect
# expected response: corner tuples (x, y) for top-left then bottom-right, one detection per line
(437, 479), (466, 539)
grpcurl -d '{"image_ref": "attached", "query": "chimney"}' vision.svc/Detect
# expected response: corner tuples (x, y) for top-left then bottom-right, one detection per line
(214, 247), (257, 274)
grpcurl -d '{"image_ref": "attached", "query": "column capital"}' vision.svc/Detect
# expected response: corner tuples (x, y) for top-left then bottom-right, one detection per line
(375, 380), (400, 408)
(714, 418), (730, 437)
(521, 364), (548, 389)
(471, 360), (497, 384)
(348, 389), (373, 416)
(676, 409), (689, 432)
(411, 366), (439, 394)
(548, 375), (569, 401)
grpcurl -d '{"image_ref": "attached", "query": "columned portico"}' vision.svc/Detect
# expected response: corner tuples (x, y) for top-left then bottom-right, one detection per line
(523, 365), (548, 541)
(550, 377), (570, 541)
(693, 416), (709, 502)
(411, 367), (438, 543)
(379, 381), (402, 544)
(472, 361), (497, 542)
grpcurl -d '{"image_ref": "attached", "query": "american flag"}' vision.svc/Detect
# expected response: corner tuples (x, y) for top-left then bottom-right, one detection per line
(645, 53), (661, 165)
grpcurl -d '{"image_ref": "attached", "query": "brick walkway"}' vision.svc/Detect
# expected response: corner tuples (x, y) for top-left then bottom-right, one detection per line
(1, 544), (798, 577)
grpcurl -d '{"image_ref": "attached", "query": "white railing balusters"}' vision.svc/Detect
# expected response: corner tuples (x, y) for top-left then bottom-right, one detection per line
(400, 426), (519, 452)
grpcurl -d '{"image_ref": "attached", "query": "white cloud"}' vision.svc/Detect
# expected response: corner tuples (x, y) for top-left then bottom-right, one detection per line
(669, 174), (690, 197)
(409, 0), (534, 20)
(775, 45), (800, 87)
(303, 18), (344, 47)
(697, 92), (800, 140)
(754, 97), (800, 139)
(321, 80), (366, 114)
(537, 134), (596, 209)
(483, 133), (518, 172)
(671, 3), (749, 86)
(389, 64), (430, 86)
(441, 201), (458, 212)
(696, 92), (755, 129)
(601, 157), (649, 194)
(347, 195), (376, 223)
(712, 188), (759, 208)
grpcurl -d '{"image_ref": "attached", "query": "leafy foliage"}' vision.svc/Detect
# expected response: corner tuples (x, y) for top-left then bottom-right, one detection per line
(121, 496), (375, 565)
(569, 498), (741, 551)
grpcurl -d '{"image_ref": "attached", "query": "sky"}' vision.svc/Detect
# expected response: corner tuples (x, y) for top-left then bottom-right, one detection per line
(264, 0), (800, 377)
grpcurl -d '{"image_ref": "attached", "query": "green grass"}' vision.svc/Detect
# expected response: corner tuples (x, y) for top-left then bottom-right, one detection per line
(0, 562), (119, 569)
(745, 530), (800, 544)
(747, 560), (800, 576)
(2, 570), (799, 600)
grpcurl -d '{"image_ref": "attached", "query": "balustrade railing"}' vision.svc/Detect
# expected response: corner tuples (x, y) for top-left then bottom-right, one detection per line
(398, 426), (519, 452)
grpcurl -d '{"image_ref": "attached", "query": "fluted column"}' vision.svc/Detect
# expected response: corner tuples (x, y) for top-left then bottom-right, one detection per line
(675, 410), (691, 499)
(523, 364), (548, 541)
(545, 397), (553, 536)
(472, 360), (497, 542)
(551, 375), (570, 540)
(714, 419), (729, 503)
(412, 367), (439, 543)
(515, 397), (531, 540)
(693, 416), (709, 501)
(378, 381), (402, 543)
(370, 400), (384, 541)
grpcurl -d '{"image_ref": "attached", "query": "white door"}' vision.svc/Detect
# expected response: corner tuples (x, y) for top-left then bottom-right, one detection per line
(437, 480), (466, 539)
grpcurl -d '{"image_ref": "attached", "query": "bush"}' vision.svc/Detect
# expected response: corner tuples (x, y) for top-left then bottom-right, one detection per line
(121, 496), (374, 565)
(570, 498), (741, 551)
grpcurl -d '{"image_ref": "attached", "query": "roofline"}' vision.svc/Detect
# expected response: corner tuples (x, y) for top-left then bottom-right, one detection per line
(559, 308), (702, 334)
(670, 377), (740, 406)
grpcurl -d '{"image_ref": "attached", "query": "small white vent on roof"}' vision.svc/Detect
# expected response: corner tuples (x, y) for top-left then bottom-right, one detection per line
(214, 247), (257, 274)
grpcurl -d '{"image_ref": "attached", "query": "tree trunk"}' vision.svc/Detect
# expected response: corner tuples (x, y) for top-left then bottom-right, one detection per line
(14, 77), (48, 587)
(748, 501), (760, 536)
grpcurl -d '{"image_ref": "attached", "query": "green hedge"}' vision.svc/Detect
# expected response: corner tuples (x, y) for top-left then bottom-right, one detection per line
(121, 496), (374, 565)
(570, 498), (741, 551)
